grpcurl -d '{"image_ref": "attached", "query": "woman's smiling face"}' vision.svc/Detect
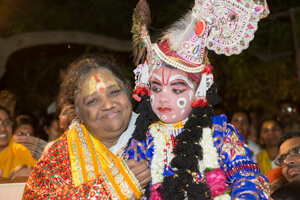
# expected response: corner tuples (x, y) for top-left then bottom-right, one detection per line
(75, 68), (132, 147)
(150, 66), (197, 124)
(0, 109), (13, 152)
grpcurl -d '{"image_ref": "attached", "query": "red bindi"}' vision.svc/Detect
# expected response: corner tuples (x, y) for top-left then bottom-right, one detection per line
(98, 87), (105, 91)
(93, 74), (100, 83)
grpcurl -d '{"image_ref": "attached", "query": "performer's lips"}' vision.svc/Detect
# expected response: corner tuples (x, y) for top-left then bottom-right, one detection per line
(158, 107), (171, 112)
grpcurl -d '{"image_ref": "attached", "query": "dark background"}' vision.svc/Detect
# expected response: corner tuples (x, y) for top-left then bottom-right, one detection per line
(0, 0), (299, 118)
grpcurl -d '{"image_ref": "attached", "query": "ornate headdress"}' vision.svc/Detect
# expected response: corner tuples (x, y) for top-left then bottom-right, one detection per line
(132, 0), (269, 107)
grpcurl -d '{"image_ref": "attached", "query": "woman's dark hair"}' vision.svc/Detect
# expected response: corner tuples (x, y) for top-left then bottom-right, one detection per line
(278, 131), (300, 149)
(131, 65), (219, 199)
(0, 90), (16, 119)
(229, 110), (252, 125)
(38, 113), (58, 141)
(271, 182), (300, 200)
(56, 54), (132, 119)
(0, 106), (12, 120)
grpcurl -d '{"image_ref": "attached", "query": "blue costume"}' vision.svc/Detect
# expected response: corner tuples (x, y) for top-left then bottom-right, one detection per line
(125, 115), (270, 199)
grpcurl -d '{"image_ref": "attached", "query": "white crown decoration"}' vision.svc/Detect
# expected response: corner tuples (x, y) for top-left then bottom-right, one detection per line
(132, 0), (269, 106)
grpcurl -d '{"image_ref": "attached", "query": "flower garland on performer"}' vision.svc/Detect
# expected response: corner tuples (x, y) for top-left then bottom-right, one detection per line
(150, 120), (230, 200)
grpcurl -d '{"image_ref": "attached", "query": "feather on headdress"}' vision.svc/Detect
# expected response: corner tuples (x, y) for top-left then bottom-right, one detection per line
(131, 0), (151, 66)
(163, 11), (199, 51)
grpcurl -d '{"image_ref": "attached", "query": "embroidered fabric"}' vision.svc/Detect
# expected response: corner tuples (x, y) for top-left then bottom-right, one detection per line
(124, 114), (271, 199)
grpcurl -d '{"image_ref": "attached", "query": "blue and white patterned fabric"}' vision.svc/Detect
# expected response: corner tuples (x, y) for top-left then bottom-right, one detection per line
(124, 114), (270, 199)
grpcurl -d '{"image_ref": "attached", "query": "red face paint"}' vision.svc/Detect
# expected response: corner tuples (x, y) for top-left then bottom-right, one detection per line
(162, 68), (173, 86)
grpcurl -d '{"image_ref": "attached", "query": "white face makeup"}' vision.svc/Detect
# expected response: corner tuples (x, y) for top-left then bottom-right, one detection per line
(181, 109), (185, 115)
(169, 75), (195, 90)
(150, 66), (197, 124)
(189, 90), (194, 101)
(150, 95), (155, 106)
(163, 87), (167, 93)
(177, 97), (187, 108)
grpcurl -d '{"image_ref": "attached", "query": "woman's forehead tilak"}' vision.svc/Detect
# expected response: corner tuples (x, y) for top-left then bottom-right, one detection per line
(80, 69), (120, 97)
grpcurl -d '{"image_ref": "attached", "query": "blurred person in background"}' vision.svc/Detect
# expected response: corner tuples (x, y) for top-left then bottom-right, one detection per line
(256, 117), (284, 175)
(12, 113), (48, 160)
(277, 100), (300, 133)
(0, 90), (36, 178)
(42, 104), (75, 153)
(12, 114), (36, 138)
(266, 167), (287, 194)
(38, 113), (60, 142)
(230, 110), (261, 159)
(248, 108), (261, 145)
(276, 131), (300, 183)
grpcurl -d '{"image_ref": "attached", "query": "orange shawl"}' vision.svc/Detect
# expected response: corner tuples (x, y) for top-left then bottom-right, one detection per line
(67, 123), (142, 200)
(0, 138), (36, 178)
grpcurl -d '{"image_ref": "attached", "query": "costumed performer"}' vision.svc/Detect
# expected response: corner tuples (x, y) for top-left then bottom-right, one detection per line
(23, 55), (151, 199)
(124, 0), (271, 199)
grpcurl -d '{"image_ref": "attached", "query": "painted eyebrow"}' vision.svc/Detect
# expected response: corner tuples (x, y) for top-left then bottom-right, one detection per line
(151, 80), (162, 86)
(169, 75), (194, 89)
(170, 82), (189, 87)
(152, 74), (162, 82)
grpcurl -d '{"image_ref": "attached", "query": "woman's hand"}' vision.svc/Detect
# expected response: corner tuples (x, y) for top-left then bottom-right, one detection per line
(126, 159), (151, 189)
(0, 169), (2, 177)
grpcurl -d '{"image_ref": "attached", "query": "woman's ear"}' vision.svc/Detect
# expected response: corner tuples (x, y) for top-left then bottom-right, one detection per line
(43, 125), (49, 135)
(75, 107), (82, 122)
